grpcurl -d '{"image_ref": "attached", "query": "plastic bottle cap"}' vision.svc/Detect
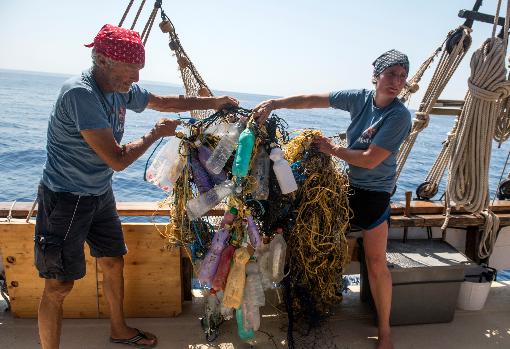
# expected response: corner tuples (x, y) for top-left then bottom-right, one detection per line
(229, 207), (239, 215)
(210, 288), (216, 295)
(276, 228), (283, 234)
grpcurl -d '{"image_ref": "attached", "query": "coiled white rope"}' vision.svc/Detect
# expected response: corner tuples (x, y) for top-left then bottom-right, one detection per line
(396, 26), (472, 180)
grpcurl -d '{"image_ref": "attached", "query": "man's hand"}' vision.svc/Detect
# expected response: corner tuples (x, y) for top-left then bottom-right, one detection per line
(153, 118), (181, 138)
(313, 135), (339, 156)
(252, 99), (274, 124)
(213, 96), (239, 110)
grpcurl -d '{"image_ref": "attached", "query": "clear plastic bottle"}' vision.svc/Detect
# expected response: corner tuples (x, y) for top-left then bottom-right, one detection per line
(186, 180), (235, 220)
(242, 303), (260, 332)
(197, 228), (230, 285)
(204, 288), (221, 330)
(206, 119), (246, 174)
(197, 144), (227, 184)
(232, 125), (255, 177)
(244, 261), (265, 307)
(223, 247), (250, 309)
(236, 306), (255, 341)
(191, 148), (214, 193)
(146, 136), (186, 192)
(211, 244), (236, 291)
(269, 230), (287, 283)
(251, 146), (270, 200)
(255, 238), (272, 290)
(269, 147), (298, 194)
(245, 215), (261, 249)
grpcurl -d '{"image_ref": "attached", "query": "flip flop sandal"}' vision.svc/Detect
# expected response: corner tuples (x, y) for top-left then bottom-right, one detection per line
(110, 328), (158, 348)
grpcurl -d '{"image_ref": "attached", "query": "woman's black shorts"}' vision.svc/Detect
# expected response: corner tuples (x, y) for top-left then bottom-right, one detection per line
(349, 185), (391, 230)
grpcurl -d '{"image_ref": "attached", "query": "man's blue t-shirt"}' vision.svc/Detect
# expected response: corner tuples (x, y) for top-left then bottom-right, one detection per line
(329, 89), (411, 193)
(41, 69), (150, 196)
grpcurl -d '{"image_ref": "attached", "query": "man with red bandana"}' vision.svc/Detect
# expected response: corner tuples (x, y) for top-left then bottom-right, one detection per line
(35, 24), (238, 349)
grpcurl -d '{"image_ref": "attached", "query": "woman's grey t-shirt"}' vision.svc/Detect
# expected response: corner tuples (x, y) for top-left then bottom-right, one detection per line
(41, 69), (149, 196)
(329, 89), (411, 193)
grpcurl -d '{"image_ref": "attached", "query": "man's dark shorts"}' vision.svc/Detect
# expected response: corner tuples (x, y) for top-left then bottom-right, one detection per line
(34, 183), (127, 281)
(349, 185), (391, 231)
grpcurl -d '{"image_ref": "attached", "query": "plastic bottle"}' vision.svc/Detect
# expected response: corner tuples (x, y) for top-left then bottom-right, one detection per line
(236, 306), (255, 341)
(269, 229), (287, 283)
(191, 148), (214, 193)
(242, 303), (260, 332)
(245, 215), (262, 249)
(204, 288), (221, 329)
(197, 144), (227, 184)
(186, 180), (235, 220)
(255, 238), (272, 290)
(146, 136), (186, 192)
(221, 207), (238, 228)
(211, 244), (236, 291)
(269, 147), (298, 194)
(206, 119), (246, 174)
(197, 228), (230, 285)
(222, 247), (250, 309)
(251, 146), (270, 200)
(244, 261), (265, 307)
(232, 125), (256, 177)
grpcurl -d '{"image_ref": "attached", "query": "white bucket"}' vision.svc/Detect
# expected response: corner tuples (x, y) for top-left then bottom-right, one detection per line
(457, 281), (492, 311)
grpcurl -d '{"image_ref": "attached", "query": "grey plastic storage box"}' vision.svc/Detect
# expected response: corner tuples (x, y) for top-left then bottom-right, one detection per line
(359, 238), (472, 325)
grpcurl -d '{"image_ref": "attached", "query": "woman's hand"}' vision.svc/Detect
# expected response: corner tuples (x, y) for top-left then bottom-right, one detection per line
(313, 135), (339, 156)
(214, 96), (239, 110)
(252, 99), (275, 124)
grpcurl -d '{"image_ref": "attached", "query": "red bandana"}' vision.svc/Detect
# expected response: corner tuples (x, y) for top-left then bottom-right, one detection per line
(85, 24), (145, 65)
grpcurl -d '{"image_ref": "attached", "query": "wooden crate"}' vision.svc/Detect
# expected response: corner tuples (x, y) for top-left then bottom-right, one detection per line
(0, 221), (181, 318)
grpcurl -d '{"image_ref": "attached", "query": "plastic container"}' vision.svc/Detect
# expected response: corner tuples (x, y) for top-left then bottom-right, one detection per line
(223, 247), (250, 309)
(269, 231), (287, 283)
(186, 180), (235, 220)
(244, 261), (265, 307)
(251, 147), (270, 200)
(232, 125), (255, 177)
(255, 241), (272, 290)
(457, 266), (496, 311)
(236, 306), (255, 340)
(191, 148), (214, 193)
(197, 144), (227, 184)
(221, 207), (238, 228)
(270, 147), (298, 194)
(146, 136), (186, 192)
(212, 245), (236, 291)
(245, 215), (261, 249)
(206, 120), (246, 174)
(197, 228), (230, 285)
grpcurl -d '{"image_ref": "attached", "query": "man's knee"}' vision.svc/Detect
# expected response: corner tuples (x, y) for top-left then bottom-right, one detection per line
(98, 256), (124, 272)
(43, 279), (74, 303)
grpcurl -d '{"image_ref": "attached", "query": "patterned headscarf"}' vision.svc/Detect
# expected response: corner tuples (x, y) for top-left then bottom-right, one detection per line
(85, 24), (145, 65)
(372, 49), (409, 77)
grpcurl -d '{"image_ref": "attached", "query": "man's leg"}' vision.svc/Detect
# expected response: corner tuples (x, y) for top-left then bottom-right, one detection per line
(38, 279), (74, 349)
(98, 256), (156, 346)
(363, 221), (393, 349)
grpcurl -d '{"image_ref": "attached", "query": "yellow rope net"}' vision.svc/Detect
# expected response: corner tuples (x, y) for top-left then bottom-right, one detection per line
(284, 130), (351, 307)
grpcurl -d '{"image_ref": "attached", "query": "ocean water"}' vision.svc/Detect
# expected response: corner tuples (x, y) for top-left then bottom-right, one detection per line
(2, 68), (510, 205)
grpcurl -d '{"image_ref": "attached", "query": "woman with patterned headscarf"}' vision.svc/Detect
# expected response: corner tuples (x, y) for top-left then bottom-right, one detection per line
(253, 49), (411, 349)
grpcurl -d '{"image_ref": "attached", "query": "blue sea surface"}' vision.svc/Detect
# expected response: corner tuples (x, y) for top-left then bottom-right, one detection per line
(2, 68), (510, 206)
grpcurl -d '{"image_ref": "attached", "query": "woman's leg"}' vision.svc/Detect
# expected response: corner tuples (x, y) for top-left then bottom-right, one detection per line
(363, 220), (393, 349)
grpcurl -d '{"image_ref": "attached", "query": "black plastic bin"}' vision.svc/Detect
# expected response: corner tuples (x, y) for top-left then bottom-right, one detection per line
(359, 238), (472, 325)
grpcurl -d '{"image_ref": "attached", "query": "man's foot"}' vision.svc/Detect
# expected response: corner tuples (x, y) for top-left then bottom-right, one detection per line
(377, 334), (394, 349)
(110, 327), (157, 348)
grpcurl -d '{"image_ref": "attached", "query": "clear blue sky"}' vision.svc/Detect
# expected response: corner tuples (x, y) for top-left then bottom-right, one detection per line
(0, 0), (505, 107)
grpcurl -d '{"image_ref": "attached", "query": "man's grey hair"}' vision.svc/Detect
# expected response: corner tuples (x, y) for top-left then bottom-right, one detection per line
(91, 48), (116, 68)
